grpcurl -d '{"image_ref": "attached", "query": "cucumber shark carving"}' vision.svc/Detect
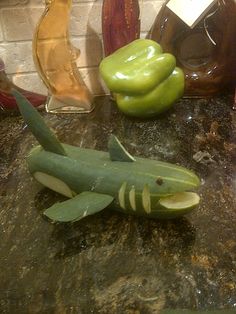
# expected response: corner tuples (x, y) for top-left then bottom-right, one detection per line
(13, 90), (200, 223)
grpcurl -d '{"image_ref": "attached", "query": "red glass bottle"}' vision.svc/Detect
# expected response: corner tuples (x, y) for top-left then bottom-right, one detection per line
(102, 0), (140, 56)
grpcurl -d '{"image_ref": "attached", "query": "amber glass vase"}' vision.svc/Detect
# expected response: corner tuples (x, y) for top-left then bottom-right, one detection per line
(33, 0), (94, 113)
(149, 0), (236, 97)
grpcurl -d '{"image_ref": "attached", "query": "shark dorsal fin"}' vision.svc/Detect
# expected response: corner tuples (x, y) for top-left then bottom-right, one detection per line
(108, 135), (135, 162)
(12, 89), (67, 156)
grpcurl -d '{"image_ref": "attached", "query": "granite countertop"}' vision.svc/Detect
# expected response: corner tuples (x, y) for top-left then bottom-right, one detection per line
(0, 95), (236, 313)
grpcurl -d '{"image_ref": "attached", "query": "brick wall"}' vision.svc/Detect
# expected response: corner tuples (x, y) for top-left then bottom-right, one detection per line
(0, 0), (165, 96)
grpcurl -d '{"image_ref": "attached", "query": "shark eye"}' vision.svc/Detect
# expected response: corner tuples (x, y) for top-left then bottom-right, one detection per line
(156, 177), (163, 185)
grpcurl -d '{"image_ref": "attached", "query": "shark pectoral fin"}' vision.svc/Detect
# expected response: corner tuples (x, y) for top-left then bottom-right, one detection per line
(43, 191), (114, 223)
(108, 135), (135, 162)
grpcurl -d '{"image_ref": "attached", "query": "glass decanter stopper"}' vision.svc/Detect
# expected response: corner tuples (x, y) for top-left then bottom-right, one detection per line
(33, 0), (94, 113)
(149, 0), (236, 97)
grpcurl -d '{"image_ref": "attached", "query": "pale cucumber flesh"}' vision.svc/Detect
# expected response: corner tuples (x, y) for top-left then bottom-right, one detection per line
(159, 192), (200, 210)
(34, 172), (74, 198)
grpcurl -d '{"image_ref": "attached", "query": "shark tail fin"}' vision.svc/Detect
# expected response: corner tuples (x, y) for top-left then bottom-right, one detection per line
(12, 89), (67, 156)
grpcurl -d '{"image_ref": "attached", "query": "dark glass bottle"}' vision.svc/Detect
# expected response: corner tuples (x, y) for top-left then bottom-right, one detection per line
(149, 0), (236, 97)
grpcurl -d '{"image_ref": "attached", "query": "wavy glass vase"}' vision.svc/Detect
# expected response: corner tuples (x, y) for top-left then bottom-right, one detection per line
(33, 0), (94, 113)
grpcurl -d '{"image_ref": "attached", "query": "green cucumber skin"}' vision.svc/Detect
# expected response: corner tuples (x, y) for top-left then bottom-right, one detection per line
(12, 90), (66, 156)
(27, 144), (200, 218)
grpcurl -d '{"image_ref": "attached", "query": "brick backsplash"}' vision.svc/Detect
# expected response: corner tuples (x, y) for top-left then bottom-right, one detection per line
(0, 0), (165, 96)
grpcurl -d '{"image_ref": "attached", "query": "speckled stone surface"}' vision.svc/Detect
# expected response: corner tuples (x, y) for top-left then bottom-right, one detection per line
(0, 96), (236, 314)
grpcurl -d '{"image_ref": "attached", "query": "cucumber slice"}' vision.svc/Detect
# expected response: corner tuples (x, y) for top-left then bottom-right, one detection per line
(159, 192), (200, 210)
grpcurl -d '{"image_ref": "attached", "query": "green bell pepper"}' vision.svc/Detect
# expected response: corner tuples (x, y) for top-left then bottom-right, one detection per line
(115, 67), (184, 118)
(99, 39), (176, 95)
(99, 39), (185, 118)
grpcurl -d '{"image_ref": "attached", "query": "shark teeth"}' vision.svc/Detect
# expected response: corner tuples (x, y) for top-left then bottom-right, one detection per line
(142, 184), (151, 214)
(129, 186), (136, 211)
